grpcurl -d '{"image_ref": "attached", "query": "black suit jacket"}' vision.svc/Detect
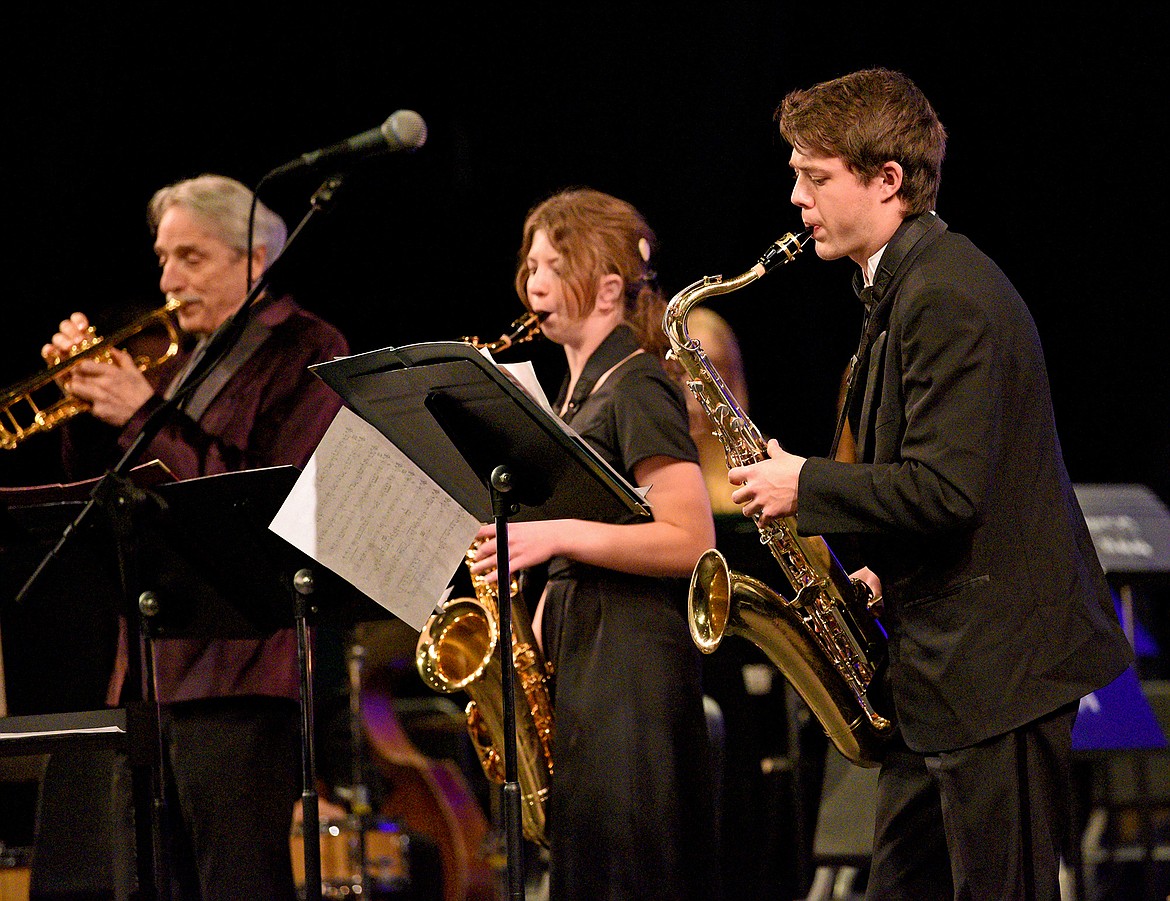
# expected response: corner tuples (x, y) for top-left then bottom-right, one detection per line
(798, 214), (1131, 753)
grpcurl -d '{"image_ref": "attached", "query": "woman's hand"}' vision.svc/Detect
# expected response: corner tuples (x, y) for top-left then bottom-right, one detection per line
(469, 520), (564, 582)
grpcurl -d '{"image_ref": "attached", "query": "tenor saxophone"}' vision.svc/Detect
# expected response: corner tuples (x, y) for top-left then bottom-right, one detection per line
(416, 541), (554, 846)
(664, 232), (894, 767)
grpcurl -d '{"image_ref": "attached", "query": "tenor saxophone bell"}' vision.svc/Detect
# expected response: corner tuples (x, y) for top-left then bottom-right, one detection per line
(691, 548), (889, 764)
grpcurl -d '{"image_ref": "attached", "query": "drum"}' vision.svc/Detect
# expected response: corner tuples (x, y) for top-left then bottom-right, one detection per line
(291, 815), (410, 899)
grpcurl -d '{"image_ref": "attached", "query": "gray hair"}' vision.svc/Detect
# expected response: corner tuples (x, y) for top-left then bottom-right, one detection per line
(147, 174), (287, 264)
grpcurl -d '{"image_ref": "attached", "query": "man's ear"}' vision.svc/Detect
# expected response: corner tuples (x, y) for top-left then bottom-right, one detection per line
(249, 244), (269, 281)
(878, 161), (903, 202)
(595, 273), (624, 312)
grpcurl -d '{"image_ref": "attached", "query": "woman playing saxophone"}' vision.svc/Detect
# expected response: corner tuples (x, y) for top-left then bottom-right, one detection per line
(469, 188), (719, 901)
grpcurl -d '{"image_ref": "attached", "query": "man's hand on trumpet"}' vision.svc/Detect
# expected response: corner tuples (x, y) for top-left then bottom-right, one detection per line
(42, 312), (154, 427)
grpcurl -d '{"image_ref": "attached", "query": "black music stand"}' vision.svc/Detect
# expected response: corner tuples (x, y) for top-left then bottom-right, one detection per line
(311, 341), (649, 900)
(1074, 482), (1170, 646)
(148, 466), (391, 901)
(2, 463), (177, 899)
(144, 467), (387, 635)
(2, 465), (387, 901)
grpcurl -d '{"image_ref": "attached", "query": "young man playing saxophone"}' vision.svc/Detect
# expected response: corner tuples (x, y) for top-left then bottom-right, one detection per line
(728, 68), (1131, 900)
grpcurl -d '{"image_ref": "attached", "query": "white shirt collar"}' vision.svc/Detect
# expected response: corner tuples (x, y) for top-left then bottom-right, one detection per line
(862, 211), (937, 287)
(862, 245), (886, 288)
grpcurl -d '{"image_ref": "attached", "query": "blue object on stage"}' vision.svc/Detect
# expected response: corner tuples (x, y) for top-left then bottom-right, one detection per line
(1073, 665), (1167, 751)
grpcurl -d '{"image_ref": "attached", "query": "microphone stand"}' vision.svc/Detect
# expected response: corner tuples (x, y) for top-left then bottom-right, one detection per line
(13, 173), (346, 900)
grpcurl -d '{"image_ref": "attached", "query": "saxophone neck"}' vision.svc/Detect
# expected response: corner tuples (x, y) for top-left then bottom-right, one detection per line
(665, 272), (760, 349)
(464, 310), (548, 354)
(663, 230), (811, 352)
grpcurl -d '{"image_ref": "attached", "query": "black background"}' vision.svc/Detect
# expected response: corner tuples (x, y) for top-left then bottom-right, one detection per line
(2, 4), (1166, 509)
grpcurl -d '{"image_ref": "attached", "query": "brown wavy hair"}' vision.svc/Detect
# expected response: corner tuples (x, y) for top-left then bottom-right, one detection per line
(776, 68), (946, 216)
(514, 187), (670, 359)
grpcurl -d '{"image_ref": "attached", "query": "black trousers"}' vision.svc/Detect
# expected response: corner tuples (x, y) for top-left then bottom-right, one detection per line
(30, 696), (300, 901)
(161, 696), (301, 901)
(866, 701), (1078, 901)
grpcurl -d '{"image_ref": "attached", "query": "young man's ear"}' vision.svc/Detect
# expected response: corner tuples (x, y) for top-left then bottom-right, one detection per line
(877, 160), (904, 202)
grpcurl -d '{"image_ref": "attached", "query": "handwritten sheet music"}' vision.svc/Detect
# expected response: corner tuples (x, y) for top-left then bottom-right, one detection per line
(269, 406), (480, 630)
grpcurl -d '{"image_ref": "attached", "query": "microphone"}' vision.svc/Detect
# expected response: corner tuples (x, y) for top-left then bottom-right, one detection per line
(267, 110), (428, 177)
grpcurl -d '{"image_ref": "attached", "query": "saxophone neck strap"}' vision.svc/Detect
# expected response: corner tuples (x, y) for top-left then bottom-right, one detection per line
(559, 348), (644, 419)
(830, 213), (946, 460)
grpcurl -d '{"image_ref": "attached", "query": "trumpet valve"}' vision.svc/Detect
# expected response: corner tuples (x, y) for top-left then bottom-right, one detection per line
(45, 327), (101, 369)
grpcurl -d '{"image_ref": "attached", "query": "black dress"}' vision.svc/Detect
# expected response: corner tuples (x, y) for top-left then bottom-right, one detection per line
(541, 324), (719, 901)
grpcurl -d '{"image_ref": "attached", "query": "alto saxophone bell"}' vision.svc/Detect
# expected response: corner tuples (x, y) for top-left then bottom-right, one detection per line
(415, 542), (555, 846)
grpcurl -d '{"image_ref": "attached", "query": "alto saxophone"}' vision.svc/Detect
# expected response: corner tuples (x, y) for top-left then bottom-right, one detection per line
(664, 232), (894, 767)
(415, 312), (554, 846)
(415, 541), (554, 846)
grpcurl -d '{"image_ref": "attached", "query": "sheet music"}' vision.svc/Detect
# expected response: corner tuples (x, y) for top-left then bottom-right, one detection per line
(0, 725), (124, 739)
(270, 406), (479, 630)
(492, 356), (556, 416)
(496, 357), (650, 503)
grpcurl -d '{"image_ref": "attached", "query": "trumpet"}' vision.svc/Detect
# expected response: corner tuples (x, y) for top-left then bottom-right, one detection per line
(1, 295), (185, 450)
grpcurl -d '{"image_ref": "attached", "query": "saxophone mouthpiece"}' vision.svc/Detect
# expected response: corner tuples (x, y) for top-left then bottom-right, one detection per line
(753, 230), (813, 277)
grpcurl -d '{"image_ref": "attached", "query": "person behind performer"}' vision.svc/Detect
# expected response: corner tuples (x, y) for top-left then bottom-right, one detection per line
(37, 173), (349, 900)
(470, 186), (720, 901)
(677, 306), (822, 899)
(728, 68), (1132, 900)
(681, 307), (748, 515)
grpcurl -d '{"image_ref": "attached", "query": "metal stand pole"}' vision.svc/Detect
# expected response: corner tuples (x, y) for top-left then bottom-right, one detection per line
(346, 641), (372, 897)
(293, 568), (322, 901)
(490, 465), (525, 901)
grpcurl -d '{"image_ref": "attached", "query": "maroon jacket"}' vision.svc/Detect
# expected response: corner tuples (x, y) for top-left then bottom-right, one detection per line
(110, 295), (349, 703)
